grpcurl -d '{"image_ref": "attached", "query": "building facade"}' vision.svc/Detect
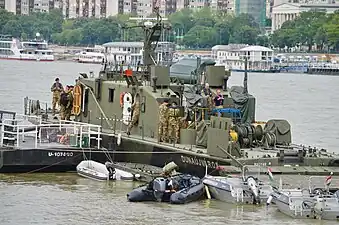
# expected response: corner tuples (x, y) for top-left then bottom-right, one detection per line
(210, 0), (235, 13)
(235, 0), (266, 27)
(272, 2), (339, 32)
(212, 44), (274, 71)
(3, 0), (60, 15)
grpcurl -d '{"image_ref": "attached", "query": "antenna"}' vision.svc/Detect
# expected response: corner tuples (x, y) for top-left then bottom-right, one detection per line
(243, 56), (248, 94)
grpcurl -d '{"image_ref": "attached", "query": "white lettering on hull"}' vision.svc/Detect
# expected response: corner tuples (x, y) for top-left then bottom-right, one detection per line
(180, 155), (219, 169)
(48, 152), (74, 157)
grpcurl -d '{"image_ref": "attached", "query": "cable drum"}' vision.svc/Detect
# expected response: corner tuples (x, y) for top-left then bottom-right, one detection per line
(264, 132), (276, 147)
(234, 124), (248, 138)
(251, 123), (264, 142)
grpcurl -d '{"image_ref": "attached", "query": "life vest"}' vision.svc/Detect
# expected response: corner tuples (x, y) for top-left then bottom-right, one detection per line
(120, 92), (125, 107)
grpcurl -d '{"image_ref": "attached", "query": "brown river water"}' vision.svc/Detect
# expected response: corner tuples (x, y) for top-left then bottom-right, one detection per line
(0, 60), (339, 224)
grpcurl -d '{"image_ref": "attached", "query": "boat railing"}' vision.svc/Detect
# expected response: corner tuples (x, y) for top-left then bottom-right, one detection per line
(308, 176), (339, 193)
(23, 96), (49, 119)
(0, 117), (102, 149)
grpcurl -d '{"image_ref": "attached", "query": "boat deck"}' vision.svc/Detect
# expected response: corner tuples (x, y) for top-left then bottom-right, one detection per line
(0, 113), (102, 152)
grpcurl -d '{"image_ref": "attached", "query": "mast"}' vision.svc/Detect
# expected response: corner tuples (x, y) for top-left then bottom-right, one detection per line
(127, 3), (170, 79)
(243, 56), (248, 94)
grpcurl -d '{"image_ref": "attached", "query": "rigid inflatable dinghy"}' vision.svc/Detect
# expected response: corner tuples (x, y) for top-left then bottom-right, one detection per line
(77, 160), (116, 181)
(127, 173), (205, 204)
(104, 162), (141, 181)
(76, 160), (135, 181)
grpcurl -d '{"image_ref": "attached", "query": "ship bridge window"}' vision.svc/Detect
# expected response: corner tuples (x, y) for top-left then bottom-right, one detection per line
(108, 88), (115, 102)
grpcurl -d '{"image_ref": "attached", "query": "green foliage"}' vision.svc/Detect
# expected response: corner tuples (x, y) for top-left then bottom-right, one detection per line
(271, 10), (339, 51)
(0, 9), (143, 45)
(0, 8), (269, 47)
(170, 9), (266, 48)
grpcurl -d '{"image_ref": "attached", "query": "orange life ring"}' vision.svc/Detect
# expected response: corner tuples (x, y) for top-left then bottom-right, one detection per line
(72, 85), (82, 116)
(120, 92), (125, 107)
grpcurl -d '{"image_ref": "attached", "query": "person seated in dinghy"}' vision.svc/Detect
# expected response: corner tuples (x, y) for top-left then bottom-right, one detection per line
(165, 178), (179, 193)
(161, 178), (180, 201)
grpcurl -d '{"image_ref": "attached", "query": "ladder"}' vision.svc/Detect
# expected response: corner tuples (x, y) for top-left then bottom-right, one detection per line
(293, 201), (303, 216)
(236, 188), (244, 203)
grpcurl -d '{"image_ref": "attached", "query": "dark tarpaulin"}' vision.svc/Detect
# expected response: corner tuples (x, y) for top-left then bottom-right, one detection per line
(183, 85), (206, 108)
(170, 57), (215, 84)
(229, 86), (255, 124)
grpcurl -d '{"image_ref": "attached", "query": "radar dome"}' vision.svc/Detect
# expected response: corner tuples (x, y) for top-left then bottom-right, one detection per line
(36, 32), (40, 37)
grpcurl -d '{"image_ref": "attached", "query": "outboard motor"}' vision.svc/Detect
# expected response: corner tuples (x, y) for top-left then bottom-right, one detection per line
(153, 177), (167, 202)
(105, 162), (116, 180)
(246, 176), (260, 204)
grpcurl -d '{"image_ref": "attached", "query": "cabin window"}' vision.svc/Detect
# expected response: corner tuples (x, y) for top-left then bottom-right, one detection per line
(108, 88), (115, 102)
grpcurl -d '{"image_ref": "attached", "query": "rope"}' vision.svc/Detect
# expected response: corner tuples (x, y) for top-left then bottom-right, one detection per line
(79, 82), (114, 163)
(81, 82), (113, 129)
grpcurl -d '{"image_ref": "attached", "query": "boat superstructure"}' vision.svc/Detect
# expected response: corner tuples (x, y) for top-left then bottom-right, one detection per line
(270, 175), (339, 220)
(0, 33), (54, 61)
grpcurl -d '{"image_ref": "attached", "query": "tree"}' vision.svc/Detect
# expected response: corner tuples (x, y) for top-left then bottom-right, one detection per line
(3, 20), (22, 37)
(169, 8), (195, 33)
(0, 9), (14, 32)
(183, 25), (217, 48)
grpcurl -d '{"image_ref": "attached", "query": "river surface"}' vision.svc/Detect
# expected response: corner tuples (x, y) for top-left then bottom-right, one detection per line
(1, 60), (339, 224)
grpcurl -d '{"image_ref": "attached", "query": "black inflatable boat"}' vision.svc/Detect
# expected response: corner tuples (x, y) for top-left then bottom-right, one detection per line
(127, 174), (205, 204)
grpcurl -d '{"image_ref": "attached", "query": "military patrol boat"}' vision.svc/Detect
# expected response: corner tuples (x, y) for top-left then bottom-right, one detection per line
(2, 8), (339, 176)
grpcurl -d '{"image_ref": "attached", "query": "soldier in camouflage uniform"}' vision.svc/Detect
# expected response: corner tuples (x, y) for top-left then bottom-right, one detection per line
(50, 78), (63, 116)
(60, 86), (74, 120)
(168, 102), (180, 143)
(158, 99), (169, 142)
(202, 83), (213, 112)
(127, 100), (140, 135)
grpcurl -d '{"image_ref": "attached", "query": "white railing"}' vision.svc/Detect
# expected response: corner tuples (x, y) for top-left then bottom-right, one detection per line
(309, 176), (339, 193)
(0, 115), (102, 149)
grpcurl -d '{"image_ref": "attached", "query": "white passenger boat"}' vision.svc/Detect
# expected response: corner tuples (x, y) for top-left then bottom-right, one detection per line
(76, 47), (104, 64)
(0, 33), (54, 62)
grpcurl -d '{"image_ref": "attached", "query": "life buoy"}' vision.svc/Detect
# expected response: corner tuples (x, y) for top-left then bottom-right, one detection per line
(120, 92), (125, 107)
(72, 85), (82, 116)
(122, 92), (132, 125)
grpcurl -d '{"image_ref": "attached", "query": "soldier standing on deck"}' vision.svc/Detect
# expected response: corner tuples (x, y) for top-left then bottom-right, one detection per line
(168, 102), (180, 143)
(127, 98), (140, 135)
(60, 86), (74, 120)
(50, 78), (63, 116)
(158, 99), (169, 142)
